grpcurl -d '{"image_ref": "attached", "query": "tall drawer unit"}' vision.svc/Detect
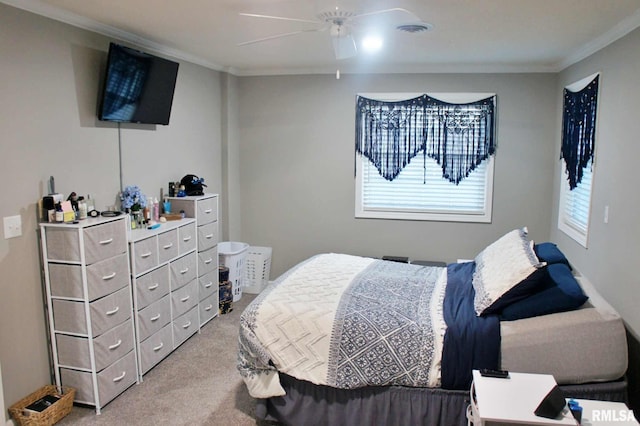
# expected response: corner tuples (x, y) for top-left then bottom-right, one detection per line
(40, 216), (138, 414)
(168, 194), (219, 326)
(129, 218), (200, 379)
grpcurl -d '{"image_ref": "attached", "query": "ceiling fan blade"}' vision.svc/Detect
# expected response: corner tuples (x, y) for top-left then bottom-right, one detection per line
(238, 28), (325, 46)
(239, 13), (320, 25)
(332, 34), (357, 60)
(352, 8), (420, 21)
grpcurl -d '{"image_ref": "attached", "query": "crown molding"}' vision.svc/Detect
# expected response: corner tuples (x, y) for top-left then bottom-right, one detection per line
(4, 0), (640, 76)
(0, 0), (226, 71)
(556, 6), (640, 71)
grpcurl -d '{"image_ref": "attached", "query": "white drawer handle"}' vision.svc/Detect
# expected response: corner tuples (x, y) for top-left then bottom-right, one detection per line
(112, 371), (126, 382)
(141, 252), (152, 258)
(205, 304), (213, 311)
(180, 267), (189, 274)
(204, 282), (213, 288)
(183, 236), (192, 242)
(204, 209), (212, 214)
(150, 314), (161, 322)
(148, 283), (159, 290)
(102, 272), (117, 280)
(180, 295), (190, 302)
(204, 258), (213, 264)
(182, 321), (192, 329)
(163, 243), (173, 249)
(153, 342), (164, 351)
(106, 306), (119, 316)
(205, 234), (214, 239)
(99, 238), (113, 245)
(108, 339), (122, 350)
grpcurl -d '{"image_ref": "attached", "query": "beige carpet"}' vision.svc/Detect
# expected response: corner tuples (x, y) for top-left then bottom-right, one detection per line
(57, 293), (273, 425)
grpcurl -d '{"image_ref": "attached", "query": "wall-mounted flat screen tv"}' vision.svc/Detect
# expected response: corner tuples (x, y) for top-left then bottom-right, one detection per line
(98, 43), (179, 125)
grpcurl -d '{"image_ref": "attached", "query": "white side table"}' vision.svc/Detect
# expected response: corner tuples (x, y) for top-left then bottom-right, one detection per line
(469, 370), (638, 425)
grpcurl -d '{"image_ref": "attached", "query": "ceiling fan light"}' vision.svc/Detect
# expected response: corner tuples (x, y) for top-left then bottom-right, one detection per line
(362, 35), (383, 52)
(333, 35), (357, 60)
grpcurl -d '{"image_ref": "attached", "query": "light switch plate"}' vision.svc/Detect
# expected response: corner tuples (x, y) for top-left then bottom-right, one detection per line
(3, 215), (22, 239)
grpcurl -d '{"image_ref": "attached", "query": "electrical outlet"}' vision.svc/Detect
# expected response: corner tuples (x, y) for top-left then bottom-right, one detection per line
(3, 215), (22, 239)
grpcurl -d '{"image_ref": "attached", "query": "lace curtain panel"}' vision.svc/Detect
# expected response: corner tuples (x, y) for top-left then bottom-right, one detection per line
(355, 94), (496, 185)
(561, 75), (599, 190)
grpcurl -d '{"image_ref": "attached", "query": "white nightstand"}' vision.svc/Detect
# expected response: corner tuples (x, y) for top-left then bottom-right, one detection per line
(468, 370), (638, 425)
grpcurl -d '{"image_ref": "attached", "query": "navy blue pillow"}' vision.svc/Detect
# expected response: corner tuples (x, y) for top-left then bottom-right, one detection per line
(481, 268), (548, 315)
(499, 263), (588, 321)
(534, 242), (572, 270)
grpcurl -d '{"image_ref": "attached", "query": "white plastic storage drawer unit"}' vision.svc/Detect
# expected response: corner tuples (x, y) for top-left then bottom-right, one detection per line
(167, 194), (219, 327)
(40, 216), (138, 414)
(129, 218), (201, 379)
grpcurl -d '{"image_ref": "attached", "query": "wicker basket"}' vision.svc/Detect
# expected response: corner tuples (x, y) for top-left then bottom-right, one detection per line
(9, 385), (75, 426)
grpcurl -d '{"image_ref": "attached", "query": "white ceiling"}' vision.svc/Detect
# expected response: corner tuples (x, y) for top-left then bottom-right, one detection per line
(6, 0), (640, 75)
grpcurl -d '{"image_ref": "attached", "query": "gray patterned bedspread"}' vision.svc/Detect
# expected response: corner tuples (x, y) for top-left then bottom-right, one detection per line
(238, 253), (448, 398)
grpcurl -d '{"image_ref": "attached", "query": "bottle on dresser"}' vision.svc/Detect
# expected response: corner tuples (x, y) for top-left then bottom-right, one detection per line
(153, 198), (159, 222)
(86, 194), (95, 213)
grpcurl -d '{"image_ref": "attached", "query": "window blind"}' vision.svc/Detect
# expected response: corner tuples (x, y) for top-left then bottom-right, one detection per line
(359, 155), (490, 218)
(560, 160), (592, 236)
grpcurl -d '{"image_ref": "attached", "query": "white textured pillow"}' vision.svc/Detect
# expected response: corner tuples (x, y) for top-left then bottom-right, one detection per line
(472, 227), (544, 315)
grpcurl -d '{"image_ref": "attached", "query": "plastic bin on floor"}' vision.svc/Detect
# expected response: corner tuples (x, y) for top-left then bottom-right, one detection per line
(218, 242), (249, 302)
(244, 246), (272, 294)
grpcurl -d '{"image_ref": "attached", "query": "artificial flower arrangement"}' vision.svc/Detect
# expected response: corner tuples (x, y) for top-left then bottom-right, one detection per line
(120, 185), (147, 212)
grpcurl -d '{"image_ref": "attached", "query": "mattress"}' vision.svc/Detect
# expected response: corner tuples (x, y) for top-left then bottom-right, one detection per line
(500, 275), (628, 384)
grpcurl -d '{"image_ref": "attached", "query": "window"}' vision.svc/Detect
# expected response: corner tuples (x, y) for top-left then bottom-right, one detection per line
(558, 159), (593, 247)
(557, 73), (600, 248)
(355, 93), (495, 223)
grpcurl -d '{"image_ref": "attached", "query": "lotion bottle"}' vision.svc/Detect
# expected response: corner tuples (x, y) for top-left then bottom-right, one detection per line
(78, 197), (88, 220)
(153, 198), (160, 221)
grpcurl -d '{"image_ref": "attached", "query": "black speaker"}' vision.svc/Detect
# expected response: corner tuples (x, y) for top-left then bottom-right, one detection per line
(534, 385), (566, 419)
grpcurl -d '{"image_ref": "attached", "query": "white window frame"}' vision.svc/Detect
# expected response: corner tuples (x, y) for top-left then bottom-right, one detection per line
(557, 73), (600, 248)
(354, 92), (495, 223)
(558, 159), (593, 247)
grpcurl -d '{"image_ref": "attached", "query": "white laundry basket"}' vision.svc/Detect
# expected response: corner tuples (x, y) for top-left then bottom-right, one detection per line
(244, 246), (272, 294)
(218, 242), (249, 302)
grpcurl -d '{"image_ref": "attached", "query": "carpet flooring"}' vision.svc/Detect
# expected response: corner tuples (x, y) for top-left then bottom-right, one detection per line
(57, 293), (271, 425)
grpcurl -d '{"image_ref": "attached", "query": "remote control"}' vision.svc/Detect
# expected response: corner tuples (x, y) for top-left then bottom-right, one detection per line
(479, 368), (509, 378)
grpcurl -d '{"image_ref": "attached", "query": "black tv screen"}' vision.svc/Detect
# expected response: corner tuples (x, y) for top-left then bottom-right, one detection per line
(98, 43), (179, 125)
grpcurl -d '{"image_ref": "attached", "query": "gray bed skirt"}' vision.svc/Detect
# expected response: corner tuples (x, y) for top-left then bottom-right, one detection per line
(255, 374), (628, 426)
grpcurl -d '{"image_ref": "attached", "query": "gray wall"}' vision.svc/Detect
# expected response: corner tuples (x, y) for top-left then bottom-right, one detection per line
(0, 4), (224, 417)
(550, 26), (640, 341)
(236, 73), (558, 277)
(550, 27), (640, 410)
(2, 0), (639, 419)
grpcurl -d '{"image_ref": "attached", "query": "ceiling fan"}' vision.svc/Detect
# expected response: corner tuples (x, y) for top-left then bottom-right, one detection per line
(238, 6), (422, 60)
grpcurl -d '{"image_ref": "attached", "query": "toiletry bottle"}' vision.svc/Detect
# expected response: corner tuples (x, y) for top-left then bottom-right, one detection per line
(86, 194), (95, 213)
(78, 197), (88, 220)
(153, 198), (160, 222)
(55, 203), (64, 222)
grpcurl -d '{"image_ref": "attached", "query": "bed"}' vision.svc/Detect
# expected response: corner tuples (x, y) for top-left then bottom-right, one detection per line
(237, 229), (628, 425)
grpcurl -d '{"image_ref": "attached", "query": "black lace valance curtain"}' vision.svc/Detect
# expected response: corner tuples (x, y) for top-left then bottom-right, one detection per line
(355, 95), (496, 185)
(561, 75), (599, 190)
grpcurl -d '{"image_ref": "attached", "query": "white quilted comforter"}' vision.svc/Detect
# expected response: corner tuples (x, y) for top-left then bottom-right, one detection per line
(238, 253), (448, 398)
